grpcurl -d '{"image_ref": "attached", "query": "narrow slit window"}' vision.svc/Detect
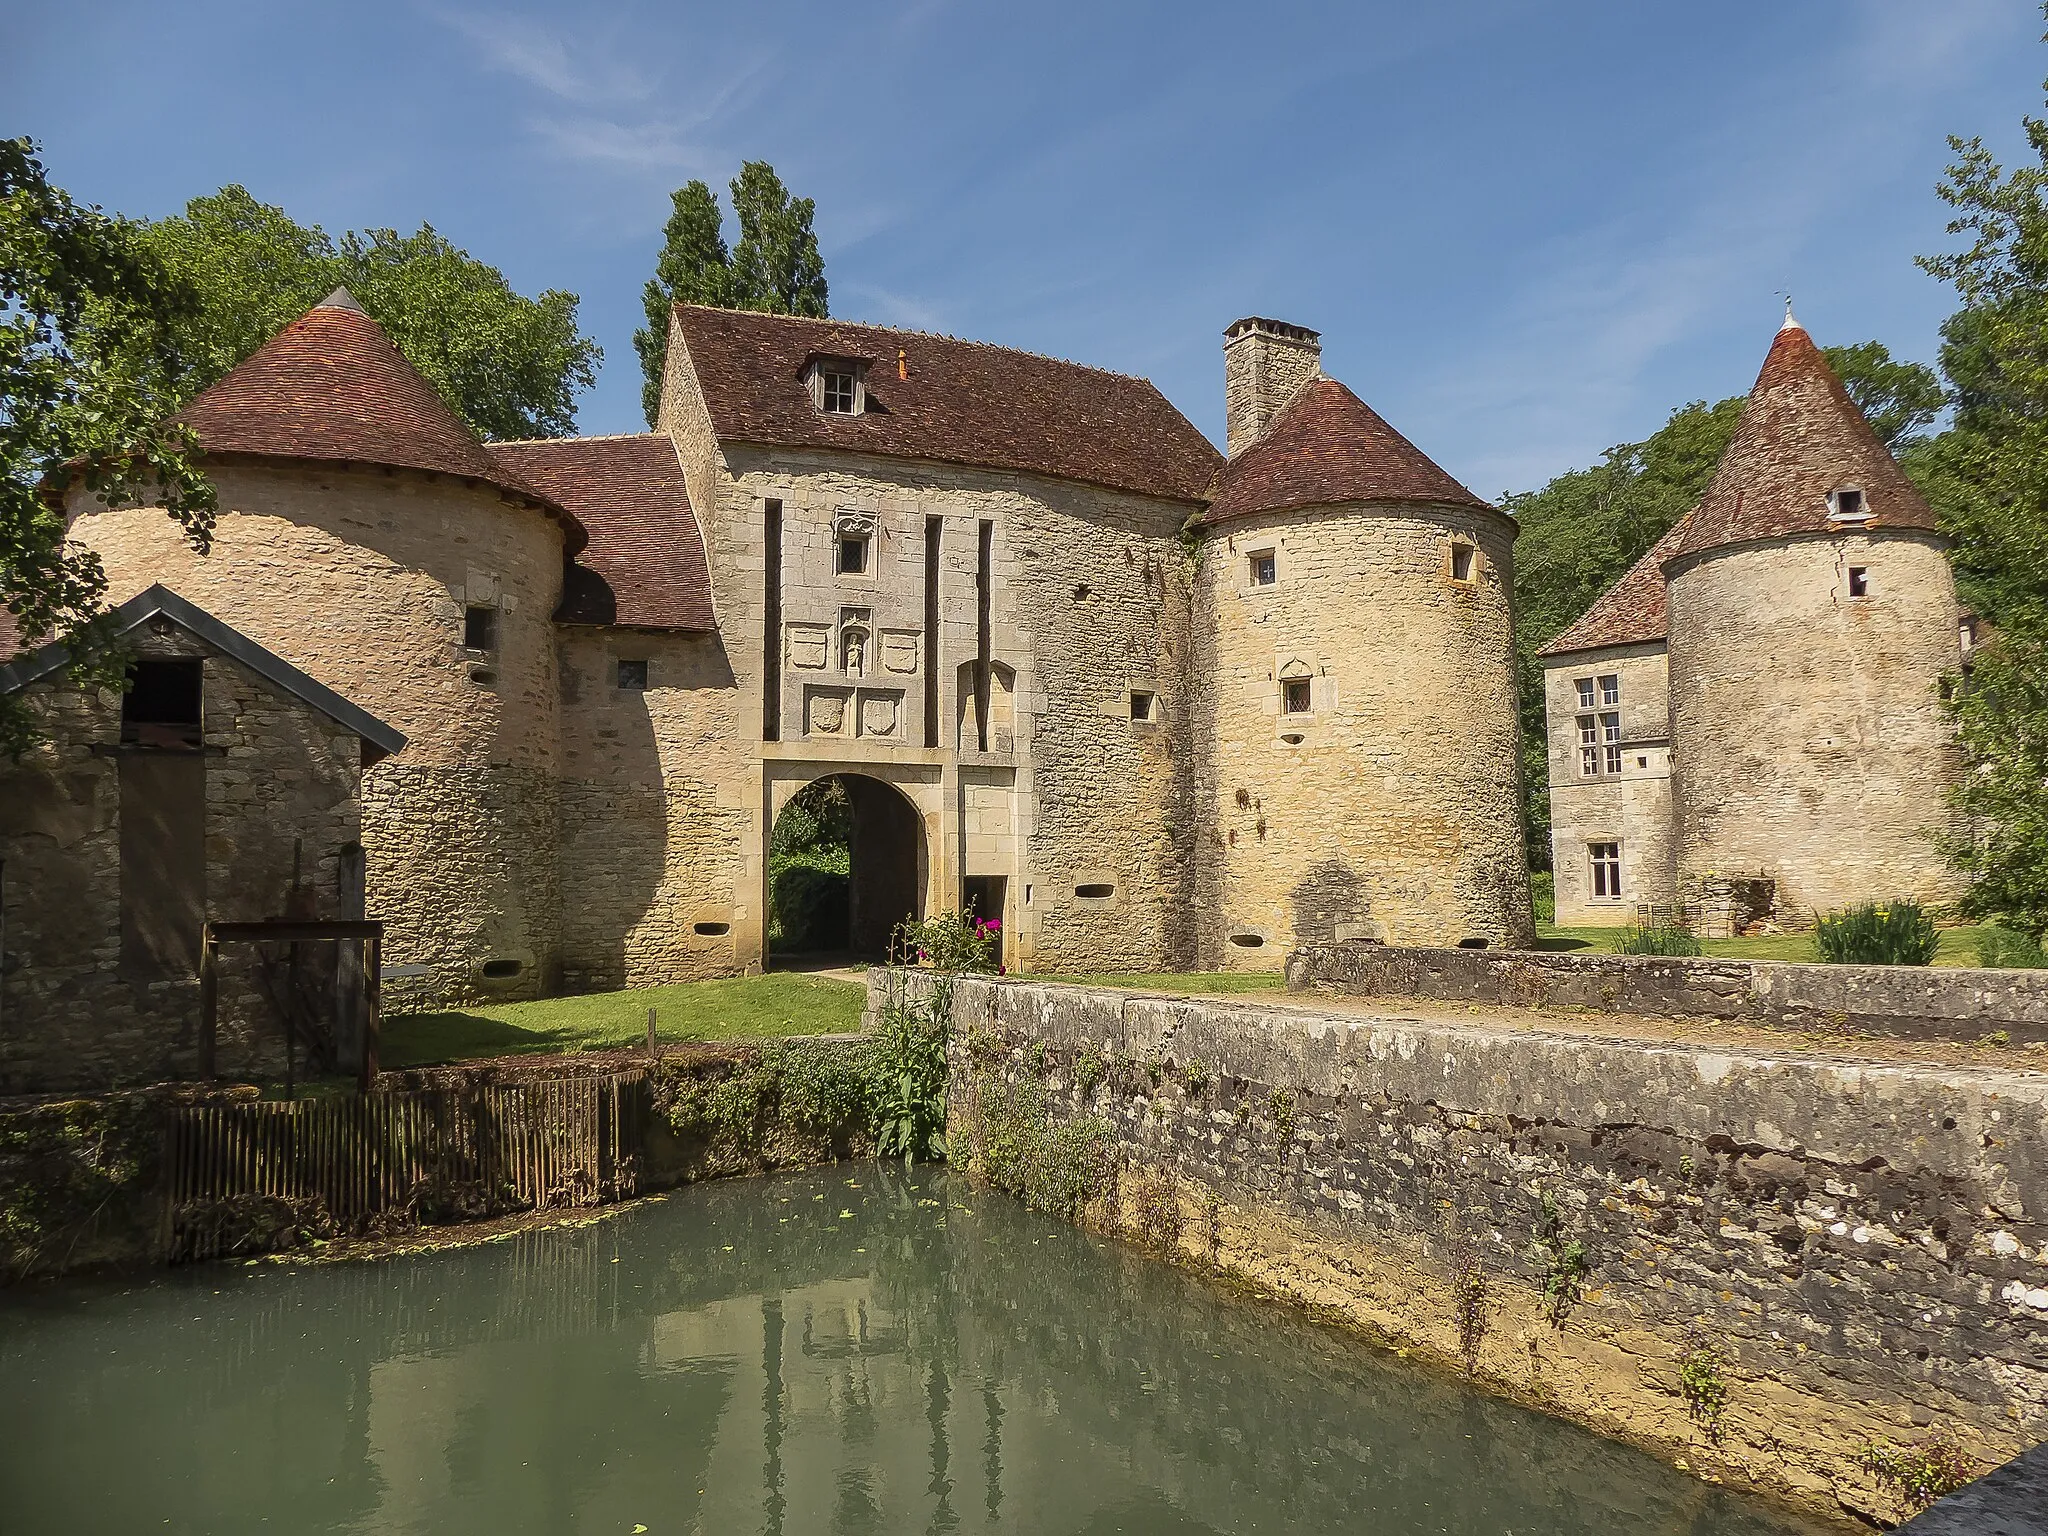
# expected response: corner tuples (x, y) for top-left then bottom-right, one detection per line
(1589, 841), (1622, 900)
(617, 659), (648, 691)
(1282, 678), (1312, 715)
(1848, 566), (1870, 599)
(1449, 542), (1475, 582)
(463, 605), (498, 652)
(1249, 550), (1277, 587)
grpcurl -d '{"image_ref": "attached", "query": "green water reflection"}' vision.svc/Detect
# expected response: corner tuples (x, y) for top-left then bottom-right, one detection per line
(0, 1167), (1823, 1535)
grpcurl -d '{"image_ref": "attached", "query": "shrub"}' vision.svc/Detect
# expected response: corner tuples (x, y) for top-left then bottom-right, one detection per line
(1860, 1431), (1978, 1513)
(1616, 923), (1702, 957)
(895, 910), (1000, 973)
(1531, 871), (1556, 925)
(1815, 900), (1939, 966)
(768, 861), (848, 952)
(1975, 925), (2048, 969)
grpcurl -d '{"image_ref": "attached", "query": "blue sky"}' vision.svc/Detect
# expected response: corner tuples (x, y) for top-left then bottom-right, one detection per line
(9, 1), (2043, 493)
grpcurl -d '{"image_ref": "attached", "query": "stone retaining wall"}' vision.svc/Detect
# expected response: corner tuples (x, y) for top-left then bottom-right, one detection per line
(907, 970), (2048, 1527)
(1289, 941), (2048, 1045)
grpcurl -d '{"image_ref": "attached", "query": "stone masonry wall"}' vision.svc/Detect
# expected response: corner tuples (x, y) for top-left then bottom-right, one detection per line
(1292, 940), (2048, 1045)
(1544, 642), (1678, 924)
(69, 465), (569, 1002)
(0, 627), (366, 1093)
(1190, 502), (1533, 966)
(1667, 531), (1963, 928)
(556, 628), (750, 989)
(912, 971), (2048, 1526)
(699, 441), (1196, 974)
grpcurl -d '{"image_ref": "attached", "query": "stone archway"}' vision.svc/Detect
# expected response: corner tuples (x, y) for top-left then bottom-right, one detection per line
(766, 772), (928, 963)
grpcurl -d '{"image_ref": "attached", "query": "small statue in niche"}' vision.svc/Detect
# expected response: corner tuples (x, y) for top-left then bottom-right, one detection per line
(842, 626), (869, 677)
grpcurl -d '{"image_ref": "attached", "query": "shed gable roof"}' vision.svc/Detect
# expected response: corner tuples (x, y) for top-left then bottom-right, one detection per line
(1537, 515), (1693, 660)
(1199, 377), (1490, 527)
(493, 435), (715, 632)
(0, 584), (408, 762)
(671, 305), (1221, 502)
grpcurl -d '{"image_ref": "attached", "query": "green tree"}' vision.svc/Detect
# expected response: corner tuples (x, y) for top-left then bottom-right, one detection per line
(1, 138), (216, 754)
(133, 185), (599, 440)
(1917, 33), (2048, 932)
(634, 181), (732, 426)
(634, 162), (828, 427)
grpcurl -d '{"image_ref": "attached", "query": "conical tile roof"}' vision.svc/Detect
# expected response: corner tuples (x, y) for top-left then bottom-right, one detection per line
(1537, 513), (1694, 658)
(1199, 376), (1489, 526)
(1668, 319), (1935, 565)
(174, 292), (585, 551)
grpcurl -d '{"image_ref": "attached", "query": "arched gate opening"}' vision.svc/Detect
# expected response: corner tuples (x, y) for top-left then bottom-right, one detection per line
(766, 774), (928, 963)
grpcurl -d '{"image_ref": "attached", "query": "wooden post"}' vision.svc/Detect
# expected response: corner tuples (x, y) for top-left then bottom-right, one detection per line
(198, 925), (219, 1080)
(646, 1006), (657, 1057)
(361, 929), (381, 1092)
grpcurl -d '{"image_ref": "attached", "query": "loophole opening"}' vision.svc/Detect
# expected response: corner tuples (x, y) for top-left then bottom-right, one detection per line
(481, 958), (524, 980)
(1074, 883), (1115, 900)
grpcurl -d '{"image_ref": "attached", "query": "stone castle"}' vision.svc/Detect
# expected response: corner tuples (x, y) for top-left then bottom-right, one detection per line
(19, 293), (1532, 1018)
(1540, 311), (1964, 932)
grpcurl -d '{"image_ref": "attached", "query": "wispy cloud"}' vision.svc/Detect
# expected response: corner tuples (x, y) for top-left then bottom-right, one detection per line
(837, 282), (947, 331)
(434, 9), (654, 106)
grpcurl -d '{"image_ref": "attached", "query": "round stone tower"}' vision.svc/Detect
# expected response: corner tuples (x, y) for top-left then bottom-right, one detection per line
(66, 290), (584, 1002)
(1663, 312), (1962, 930)
(1192, 319), (1533, 964)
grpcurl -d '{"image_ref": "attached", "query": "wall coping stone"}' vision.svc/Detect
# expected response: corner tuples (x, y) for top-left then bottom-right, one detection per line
(1288, 941), (2048, 1044)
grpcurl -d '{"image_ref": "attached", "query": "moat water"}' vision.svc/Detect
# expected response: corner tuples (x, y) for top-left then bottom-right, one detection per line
(0, 1167), (1823, 1535)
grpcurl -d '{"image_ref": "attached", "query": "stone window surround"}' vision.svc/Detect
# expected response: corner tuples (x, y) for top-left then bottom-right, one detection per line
(833, 507), (876, 583)
(1247, 547), (1279, 588)
(1577, 711), (1623, 777)
(1447, 538), (1477, 583)
(1588, 838), (1624, 901)
(1827, 485), (1870, 524)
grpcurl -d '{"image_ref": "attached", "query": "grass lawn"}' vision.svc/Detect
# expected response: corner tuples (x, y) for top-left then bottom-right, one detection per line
(1535, 923), (1994, 967)
(381, 972), (866, 1069)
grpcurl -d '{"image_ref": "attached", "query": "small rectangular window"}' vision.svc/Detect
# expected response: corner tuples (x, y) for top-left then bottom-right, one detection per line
(838, 535), (869, 575)
(1599, 673), (1620, 706)
(1449, 542), (1475, 582)
(1575, 677), (1595, 710)
(463, 605), (498, 651)
(1130, 690), (1156, 722)
(1590, 841), (1622, 899)
(1835, 488), (1865, 519)
(1848, 566), (1869, 599)
(1282, 678), (1312, 715)
(821, 370), (858, 413)
(1249, 550), (1277, 587)
(122, 658), (203, 748)
(617, 659), (648, 691)
(1601, 710), (1622, 775)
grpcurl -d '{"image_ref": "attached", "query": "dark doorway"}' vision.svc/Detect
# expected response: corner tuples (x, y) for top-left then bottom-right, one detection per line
(767, 774), (927, 963)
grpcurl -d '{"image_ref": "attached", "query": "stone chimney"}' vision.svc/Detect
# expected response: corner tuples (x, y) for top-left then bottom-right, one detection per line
(1223, 317), (1321, 456)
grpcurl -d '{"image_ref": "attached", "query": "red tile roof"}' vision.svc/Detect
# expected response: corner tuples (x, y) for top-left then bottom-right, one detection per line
(1198, 377), (1490, 527)
(1669, 320), (1937, 565)
(493, 435), (715, 632)
(1537, 515), (1694, 659)
(173, 292), (587, 554)
(671, 306), (1221, 502)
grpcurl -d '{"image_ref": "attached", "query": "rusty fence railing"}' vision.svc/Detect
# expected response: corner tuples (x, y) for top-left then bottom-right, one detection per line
(160, 1071), (648, 1263)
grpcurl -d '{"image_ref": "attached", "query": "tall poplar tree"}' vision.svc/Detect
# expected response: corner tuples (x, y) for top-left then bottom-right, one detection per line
(635, 162), (828, 427)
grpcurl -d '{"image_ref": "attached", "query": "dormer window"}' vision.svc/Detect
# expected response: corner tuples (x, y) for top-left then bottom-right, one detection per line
(1828, 487), (1870, 524)
(806, 355), (869, 415)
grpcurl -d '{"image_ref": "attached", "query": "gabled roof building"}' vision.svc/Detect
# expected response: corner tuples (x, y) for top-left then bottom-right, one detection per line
(1539, 312), (1963, 932)
(19, 288), (1532, 1026)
